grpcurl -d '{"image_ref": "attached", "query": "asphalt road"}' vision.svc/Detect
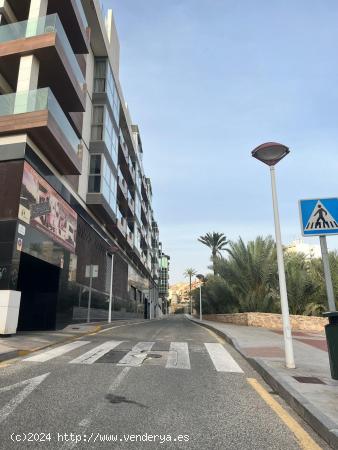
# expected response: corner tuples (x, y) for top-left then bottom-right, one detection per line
(0, 316), (330, 450)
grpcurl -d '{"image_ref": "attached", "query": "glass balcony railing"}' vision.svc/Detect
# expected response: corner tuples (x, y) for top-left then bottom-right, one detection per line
(0, 14), (85, 87)
(0, 88), (80, 154)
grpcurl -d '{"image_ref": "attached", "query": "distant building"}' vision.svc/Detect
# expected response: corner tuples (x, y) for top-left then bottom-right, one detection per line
(158, 249), (170, 315)
(285, 239), (321, 259)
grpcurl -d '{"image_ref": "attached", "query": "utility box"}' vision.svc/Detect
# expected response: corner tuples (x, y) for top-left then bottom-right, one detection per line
(323, 312), (338, 380)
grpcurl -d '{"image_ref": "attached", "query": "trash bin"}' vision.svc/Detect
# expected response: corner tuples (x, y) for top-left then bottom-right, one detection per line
(323, 312), (338, 380)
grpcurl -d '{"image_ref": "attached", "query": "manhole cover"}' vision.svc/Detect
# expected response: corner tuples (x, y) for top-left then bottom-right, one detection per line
(146, 353), (162, 359)
(293, 376), (326, 385)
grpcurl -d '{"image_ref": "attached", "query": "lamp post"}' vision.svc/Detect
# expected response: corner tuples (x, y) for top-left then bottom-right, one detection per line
(252, 142), (295, 369)
(196, 274), (205, 321)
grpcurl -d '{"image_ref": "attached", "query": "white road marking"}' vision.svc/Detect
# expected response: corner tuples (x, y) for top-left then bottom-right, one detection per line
(117, 342), (154, 367)
(23, 341), (90, 362)
(204, 343), (243, 373)
(96, 321), (148, 334)
(0, 373), (50, 424)
(62, 367), (131, 450)
(69, 341), (123, 365)
(166, 342), (191, 369)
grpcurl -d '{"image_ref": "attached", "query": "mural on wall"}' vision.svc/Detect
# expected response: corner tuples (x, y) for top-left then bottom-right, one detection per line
(18, 162), (77, 252)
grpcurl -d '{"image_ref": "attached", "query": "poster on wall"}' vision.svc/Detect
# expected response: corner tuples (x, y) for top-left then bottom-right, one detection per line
(18, 162), (77, 252)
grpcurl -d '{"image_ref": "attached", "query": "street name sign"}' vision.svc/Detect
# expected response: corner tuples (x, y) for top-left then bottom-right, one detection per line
(299, 198), (338, 236)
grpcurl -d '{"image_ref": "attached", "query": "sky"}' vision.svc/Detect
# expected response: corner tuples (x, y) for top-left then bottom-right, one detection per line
(106, 0), (338, 283)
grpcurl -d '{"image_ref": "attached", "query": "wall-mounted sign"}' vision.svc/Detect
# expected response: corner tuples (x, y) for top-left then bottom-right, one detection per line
(18, 162), (77, 252)
(85, 265), (99, 278)
(17, 224), (26, 236)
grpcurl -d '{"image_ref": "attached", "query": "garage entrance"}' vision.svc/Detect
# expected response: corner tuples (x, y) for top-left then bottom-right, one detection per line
(17, 252), (60, 331)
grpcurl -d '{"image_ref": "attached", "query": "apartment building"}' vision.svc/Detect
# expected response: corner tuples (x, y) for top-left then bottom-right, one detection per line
(0, 0), (168, 334)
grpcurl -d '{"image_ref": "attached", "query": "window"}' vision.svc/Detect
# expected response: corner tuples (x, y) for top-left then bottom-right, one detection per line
(134, 228), (141, 252)
(91, 106), (104, 140)
(134, 194), (141, 221)
(106, 65), (120, 123)
(88, 155), (117, 213)
(104, 111), (118, 166)
(136, 168), (142, 191)
(88, 154), (101, 192)
(94, 59), (107, 93)
(94, 58), (120, 125)
(91, 105), (118, 167)
(102, 158), (117, 212)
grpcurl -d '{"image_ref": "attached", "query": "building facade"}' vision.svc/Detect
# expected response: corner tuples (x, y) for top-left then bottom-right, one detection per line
(285, 239), (321, 260)
(0, 0), (168, 334)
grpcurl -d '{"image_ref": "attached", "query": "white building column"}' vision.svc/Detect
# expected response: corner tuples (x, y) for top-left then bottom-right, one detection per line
(28, 0), (48, 20)
(26, 0), (48, 37)
(14, 55), (40, 113)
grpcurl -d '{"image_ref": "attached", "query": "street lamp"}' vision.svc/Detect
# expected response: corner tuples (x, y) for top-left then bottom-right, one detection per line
(252, 142), (295, 369)
(196, 274), (205, 321)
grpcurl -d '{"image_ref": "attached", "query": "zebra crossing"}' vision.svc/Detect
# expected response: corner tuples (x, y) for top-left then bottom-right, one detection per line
(22, 340), (244, 373)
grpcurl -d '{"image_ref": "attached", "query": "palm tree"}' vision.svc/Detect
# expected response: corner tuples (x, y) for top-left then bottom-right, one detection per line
(198, 232), (228, 274)
(184, 268), (197, 314)
(216, 236), (278, 312)
(284, 253), (319, 315)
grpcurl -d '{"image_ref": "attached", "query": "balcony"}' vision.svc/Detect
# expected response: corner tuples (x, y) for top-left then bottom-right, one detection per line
(116, 211), (127, 237)
(140, 224), (148, 240)
(117, 169), (128, 200)
(141, 199), (148, 214)
(0, 14), (86, 112)
(119, 132), (129, 162)
(127, 193), (135, 215)
(119, 153), (136, 188)
(129, 162), (136, 182)
(127, 231), (134, 248)
(8, 0), (89, 53)
(0, 88), (81, 174)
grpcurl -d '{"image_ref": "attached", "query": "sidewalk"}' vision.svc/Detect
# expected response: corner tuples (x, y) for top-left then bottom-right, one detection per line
(0, 320), (145, 363)
(188, 316), (338, 449)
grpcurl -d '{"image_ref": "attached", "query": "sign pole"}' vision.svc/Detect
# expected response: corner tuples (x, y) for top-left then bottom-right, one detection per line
(319, 236), (336, 312)
(108, 254), (114, 323)
(87, 265), (93, 324)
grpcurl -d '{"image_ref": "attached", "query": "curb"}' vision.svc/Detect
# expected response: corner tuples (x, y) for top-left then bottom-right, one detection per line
(0, 325), (102, 365)
(0, 319), (148, 366)
(0, 350), (21, 363)
(189, 317), (338, 449)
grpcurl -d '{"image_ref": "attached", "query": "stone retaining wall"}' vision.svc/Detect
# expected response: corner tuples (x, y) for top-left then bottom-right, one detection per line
(202, 313), (328, 332)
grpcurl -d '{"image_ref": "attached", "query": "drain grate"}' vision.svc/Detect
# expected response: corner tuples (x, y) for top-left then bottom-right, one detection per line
(293, 376), (326, 385)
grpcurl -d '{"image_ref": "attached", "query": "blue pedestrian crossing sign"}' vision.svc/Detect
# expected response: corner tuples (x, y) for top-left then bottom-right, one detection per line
(299, 198), (338, 236)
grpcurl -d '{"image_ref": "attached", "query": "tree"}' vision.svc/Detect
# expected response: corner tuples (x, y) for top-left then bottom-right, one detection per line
(198, 232), (228, 274)
(284, 253), (320, 315)
(215, 236), (279, 312)
(192, 275), (238, 314)
(184, 268), (197, 313)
